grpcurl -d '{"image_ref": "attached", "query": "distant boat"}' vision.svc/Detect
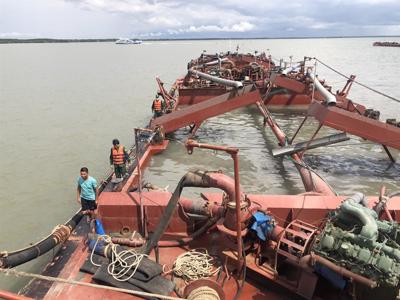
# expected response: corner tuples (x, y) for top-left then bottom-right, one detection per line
(373, 41), (400, 47)
(115, 38), (142, 45)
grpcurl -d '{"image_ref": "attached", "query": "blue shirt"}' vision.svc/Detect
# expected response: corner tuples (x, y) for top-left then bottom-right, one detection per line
(77, 176), (97, 201)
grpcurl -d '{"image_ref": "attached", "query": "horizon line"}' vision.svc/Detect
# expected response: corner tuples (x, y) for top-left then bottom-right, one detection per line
(0, 35), (400, 44)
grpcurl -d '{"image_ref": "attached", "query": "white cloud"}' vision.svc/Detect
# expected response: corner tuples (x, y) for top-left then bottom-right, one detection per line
(184, 22), (255, 33)
(0, 32), (36, 38)
(1, 0), (400, 38)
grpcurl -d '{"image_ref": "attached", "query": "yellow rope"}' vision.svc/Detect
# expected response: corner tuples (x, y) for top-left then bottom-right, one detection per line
(172, 249), (220, 281)
(187, 286), (220, 300)
(0, 268), (184, 300)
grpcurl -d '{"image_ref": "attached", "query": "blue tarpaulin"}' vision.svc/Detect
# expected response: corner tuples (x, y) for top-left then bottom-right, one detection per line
(250, 211), (275, 241)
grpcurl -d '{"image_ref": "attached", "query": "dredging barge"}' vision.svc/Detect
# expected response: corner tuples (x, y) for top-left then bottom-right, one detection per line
(1, 51), (400, 300)
(373, 41), (400, 48)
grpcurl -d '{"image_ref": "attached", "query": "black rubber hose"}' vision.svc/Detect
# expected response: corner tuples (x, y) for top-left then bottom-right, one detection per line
(158, 216), (220, 247)
(143, 170), (217, 255)
(0, 211), (83, 268)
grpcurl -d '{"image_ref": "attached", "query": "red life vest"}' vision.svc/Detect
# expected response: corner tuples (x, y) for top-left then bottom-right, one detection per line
(154, 99), (162, 112)
(112, 146), (125, 165)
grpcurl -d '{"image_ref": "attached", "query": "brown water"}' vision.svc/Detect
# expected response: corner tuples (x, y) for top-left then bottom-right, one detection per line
(0, 38), (399, 292)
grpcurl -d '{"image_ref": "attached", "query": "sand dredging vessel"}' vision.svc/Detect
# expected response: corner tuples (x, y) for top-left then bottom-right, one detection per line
(1, 51), (400, 300)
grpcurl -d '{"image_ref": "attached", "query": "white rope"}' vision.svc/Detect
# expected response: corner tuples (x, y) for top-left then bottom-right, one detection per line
(0, 268), (184, 300)
(172, 249), (220, 281)
(90, 234), (147, 282)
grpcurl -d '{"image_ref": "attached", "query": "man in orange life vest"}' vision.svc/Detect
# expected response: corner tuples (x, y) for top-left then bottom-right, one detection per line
(151, 94), (165, 118)
(110, 139), (129, 182)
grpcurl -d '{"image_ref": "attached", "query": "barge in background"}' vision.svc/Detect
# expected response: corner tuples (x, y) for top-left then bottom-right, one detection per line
(373, 41), (400, 47)
(1, 50), (400, 300)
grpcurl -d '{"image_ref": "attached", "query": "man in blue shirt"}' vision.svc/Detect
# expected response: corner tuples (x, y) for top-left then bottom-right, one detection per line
(77, 167), (98, 219)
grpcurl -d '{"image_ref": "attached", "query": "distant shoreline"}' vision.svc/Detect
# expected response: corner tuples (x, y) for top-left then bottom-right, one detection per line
(1, 36), (399, 44)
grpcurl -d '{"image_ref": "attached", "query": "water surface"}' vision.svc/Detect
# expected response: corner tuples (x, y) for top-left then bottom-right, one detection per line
(0, 37), (399, 291)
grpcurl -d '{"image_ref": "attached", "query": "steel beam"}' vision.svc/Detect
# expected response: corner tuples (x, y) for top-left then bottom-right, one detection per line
(150, 85), (261, 134)
(308, 101), (400, 150)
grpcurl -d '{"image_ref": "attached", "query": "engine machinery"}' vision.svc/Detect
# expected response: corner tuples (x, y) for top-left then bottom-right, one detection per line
(312, 193), (400, 287)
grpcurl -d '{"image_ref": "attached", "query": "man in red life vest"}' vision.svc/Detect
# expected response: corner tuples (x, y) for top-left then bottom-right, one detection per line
(110, 139), (129, 182)
(152, 94), (165, 118)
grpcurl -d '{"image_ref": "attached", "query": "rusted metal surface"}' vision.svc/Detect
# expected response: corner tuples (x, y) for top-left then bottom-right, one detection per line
(150, 85), (261, 134)
(184, 140), (245, 271)
(121, 140), (169, 193)
(13, 188), (400, 299)
(274, 220), (318, 267)
(3, 52), (400, 300)
(257, 100), (336, 195)
(308, 100), (400, 149)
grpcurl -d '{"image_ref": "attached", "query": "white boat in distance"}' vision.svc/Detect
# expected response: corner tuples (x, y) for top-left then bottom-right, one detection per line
(115, 38), (142, 45)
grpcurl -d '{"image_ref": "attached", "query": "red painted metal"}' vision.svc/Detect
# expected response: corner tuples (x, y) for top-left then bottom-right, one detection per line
(150, 84), (261, 134)
(5, 53), (400, 300)
(99, 191), (191, 234)
(257, 100), (336, 196)
(0, 291), (33, 300)
(178, 87), (227, 105)
(308, 100), (400, 149)
(185, 140), (245, 271)
(274, 220), (318, 268)
(202, 193), (400, 223)
(121, 140), (169, 192)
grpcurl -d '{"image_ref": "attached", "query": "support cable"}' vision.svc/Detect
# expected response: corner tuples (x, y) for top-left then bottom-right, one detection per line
(314, 57), (400, 104)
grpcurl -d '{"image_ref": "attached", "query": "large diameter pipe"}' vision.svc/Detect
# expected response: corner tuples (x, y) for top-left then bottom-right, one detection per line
(281, 62), (302, 75)
(189, 69), (243, 89)
(0, 212), (82, 268)
(308, 254), (378, 288)
(0, 290), (33, 300)
(185, 140), (244, 271)
(307, 70), (336, 105)
(202, 57), (233, 67)
(340, 199), (378, 239)
(143, 170), (242, 255)
(256, 102), (335, 196)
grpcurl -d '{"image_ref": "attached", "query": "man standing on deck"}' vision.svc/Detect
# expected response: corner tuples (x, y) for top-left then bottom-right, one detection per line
(110, 139), (129, 182)
(152, 94), (165, 118)
(77, 167), (98, 220)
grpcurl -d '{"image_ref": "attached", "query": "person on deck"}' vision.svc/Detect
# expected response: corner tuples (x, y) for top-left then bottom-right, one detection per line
(110, 139), (129, 182)
(151, 94), (165, 118)
(76, 167), (98, 220)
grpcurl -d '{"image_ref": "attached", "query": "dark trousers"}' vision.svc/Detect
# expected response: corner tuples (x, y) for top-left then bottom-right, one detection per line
(114, 164), (126, 178)
(154, 111), (163, 118)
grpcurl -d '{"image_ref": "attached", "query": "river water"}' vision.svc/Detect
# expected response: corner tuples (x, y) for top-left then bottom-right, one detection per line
(0, 38), (399, 292)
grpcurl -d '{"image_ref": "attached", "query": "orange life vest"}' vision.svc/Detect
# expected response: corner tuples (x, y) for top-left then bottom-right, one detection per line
(153, 99), (162, 112)
(112, 146), (125, 165)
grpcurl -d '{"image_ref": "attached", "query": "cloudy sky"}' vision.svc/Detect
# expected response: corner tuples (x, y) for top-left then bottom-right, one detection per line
(1, 0), (400, 39)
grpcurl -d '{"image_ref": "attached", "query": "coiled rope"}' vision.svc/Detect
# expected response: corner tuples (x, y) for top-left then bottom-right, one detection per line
(172, 249), (220, 281)
(187, 286), (220, 300)
(314, 57), (400, 104)
(90, 234), (147, 282)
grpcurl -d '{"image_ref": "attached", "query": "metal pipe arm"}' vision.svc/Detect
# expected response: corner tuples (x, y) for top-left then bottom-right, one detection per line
(189, 68), (243, 89)
(307, 70), (336, 105)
